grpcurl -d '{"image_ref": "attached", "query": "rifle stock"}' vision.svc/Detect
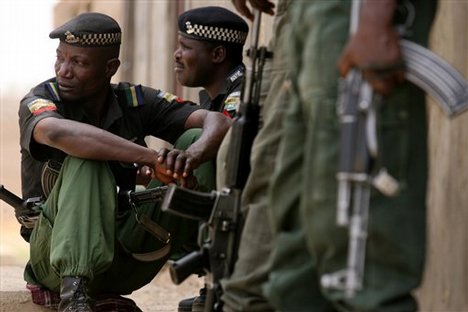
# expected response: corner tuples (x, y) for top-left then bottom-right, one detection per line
(0, 184), (42, 241)
(0, 184), (25, 211)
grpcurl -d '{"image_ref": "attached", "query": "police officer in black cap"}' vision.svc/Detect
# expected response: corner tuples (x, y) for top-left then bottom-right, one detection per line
(174, 6), (249, 118)
(19, 12), (230, 312)
(173, 7), (249, 312)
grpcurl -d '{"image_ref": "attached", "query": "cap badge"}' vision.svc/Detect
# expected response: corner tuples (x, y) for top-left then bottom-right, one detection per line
(64, 31), (80, 44)
(185, 21), (194, 34)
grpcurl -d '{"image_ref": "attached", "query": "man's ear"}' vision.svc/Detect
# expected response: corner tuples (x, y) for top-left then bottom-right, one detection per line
(106, 58), (121, 78)
(212, 45), (226, 64)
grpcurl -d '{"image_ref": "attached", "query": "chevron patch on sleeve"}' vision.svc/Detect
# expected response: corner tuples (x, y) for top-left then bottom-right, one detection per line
(27, 99), (57, 116)
(224, 91), (241, 112)
(157, 90), (183, 103)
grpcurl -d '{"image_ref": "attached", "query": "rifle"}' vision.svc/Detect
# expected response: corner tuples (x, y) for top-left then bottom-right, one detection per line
(124, 185), (168, 206)
(320, 0), (468, 298)
(1, 180), (170, 257)
(0, 184), (42, 241)
(159, 10), (271, 311)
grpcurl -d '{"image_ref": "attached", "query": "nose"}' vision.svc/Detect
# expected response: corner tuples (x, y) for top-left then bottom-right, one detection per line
(173, 47), (181, 61)
(56, 61), (72, 78)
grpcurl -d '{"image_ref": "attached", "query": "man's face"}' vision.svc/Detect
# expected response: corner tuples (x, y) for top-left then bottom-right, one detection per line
(54, 42), (112, 101)
(174, 35), (214, 88)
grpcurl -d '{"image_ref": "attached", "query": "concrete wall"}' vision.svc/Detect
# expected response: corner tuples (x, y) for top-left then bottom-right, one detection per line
(416, 2), (468, 311)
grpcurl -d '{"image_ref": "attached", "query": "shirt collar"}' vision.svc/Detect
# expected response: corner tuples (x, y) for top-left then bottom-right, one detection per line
(199, 64), (245, 101)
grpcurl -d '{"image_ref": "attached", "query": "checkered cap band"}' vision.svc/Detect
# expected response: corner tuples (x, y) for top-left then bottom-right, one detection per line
(187, 22), (247, 45)
(64, 31), (121, 46)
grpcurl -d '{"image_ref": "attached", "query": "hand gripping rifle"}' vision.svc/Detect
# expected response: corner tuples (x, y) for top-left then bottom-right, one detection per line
(320, 0), (468, 298)
(0, 184), (42, 241)
(0, 183), (170, 245)
(159, 10), (271, 312)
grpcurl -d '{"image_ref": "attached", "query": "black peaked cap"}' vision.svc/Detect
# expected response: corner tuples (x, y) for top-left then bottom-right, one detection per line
(49, 12), (121, 47)
(178, 6), (248, 45)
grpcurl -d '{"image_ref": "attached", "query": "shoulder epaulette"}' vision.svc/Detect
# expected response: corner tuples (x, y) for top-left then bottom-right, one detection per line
(123, 84), (144, 107)
(228, 67), (244, 83)
(157, 90), (184, 103)
(45, 82), (61, 101)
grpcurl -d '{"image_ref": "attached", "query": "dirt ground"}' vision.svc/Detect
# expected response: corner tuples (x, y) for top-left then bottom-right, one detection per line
(0, 93), (203, 311)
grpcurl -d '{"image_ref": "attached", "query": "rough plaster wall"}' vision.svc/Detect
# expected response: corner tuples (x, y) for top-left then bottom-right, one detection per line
(416, 1), (468, 311)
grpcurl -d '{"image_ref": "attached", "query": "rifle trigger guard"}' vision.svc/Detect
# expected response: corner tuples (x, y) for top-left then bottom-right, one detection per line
(395, 0), (415, 36)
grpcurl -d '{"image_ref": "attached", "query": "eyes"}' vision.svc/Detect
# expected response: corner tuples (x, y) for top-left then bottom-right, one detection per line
(55, 53), (88, 68)
(178, 41), (191, 51)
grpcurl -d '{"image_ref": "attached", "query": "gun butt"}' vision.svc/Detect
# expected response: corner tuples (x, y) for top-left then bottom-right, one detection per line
(0, 184), (25, 210)
(168, 250), (206, 285)
(0, 185), (41, 231)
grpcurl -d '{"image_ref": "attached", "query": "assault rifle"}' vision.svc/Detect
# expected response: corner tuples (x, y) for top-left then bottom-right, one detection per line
(320, 0), (468, 298)
(160, 10), (271, 312)
(0, 183), (169, 229)
(0, 184), (42, 241)
(0, 183), (171, 245)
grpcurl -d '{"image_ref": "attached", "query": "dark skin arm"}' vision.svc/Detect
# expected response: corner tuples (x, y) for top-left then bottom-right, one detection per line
(157, 109), (232, 184)
(34, 110), (231, 187)
(33, 117), (174, 184)
(231, 0), (275, 20)
(338, 0), (405, 95)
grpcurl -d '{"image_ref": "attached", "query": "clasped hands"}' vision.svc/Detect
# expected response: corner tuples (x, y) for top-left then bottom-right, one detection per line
(137, 147), (200, 189)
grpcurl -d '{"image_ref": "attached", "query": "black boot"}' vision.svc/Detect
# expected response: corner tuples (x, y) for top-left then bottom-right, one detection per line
(58, 276), (95, 312)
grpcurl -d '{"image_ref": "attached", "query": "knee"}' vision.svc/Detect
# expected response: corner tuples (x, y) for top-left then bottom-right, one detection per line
(173, 129), (203, 150)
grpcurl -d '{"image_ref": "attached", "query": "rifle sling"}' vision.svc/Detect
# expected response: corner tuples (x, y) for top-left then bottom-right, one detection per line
(131, 241), (171, 262)
(130, 204), (172, 262)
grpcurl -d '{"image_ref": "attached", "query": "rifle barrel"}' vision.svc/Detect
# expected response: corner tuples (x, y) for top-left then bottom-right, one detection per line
(0, 184), (24, 210)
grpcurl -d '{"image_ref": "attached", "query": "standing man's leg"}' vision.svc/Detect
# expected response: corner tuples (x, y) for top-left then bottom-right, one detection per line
(220, 2), (292, 311)
(264, 2), (351, 310)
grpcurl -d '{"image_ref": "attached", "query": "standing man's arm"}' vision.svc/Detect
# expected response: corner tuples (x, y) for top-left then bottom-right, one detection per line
(338, 0), (405, 95)
(231, 0), (275, 20)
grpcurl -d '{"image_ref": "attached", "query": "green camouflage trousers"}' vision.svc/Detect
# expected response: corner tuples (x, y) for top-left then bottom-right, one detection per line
(25, 129), (215, 295)
(264, 1), (436, 311)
